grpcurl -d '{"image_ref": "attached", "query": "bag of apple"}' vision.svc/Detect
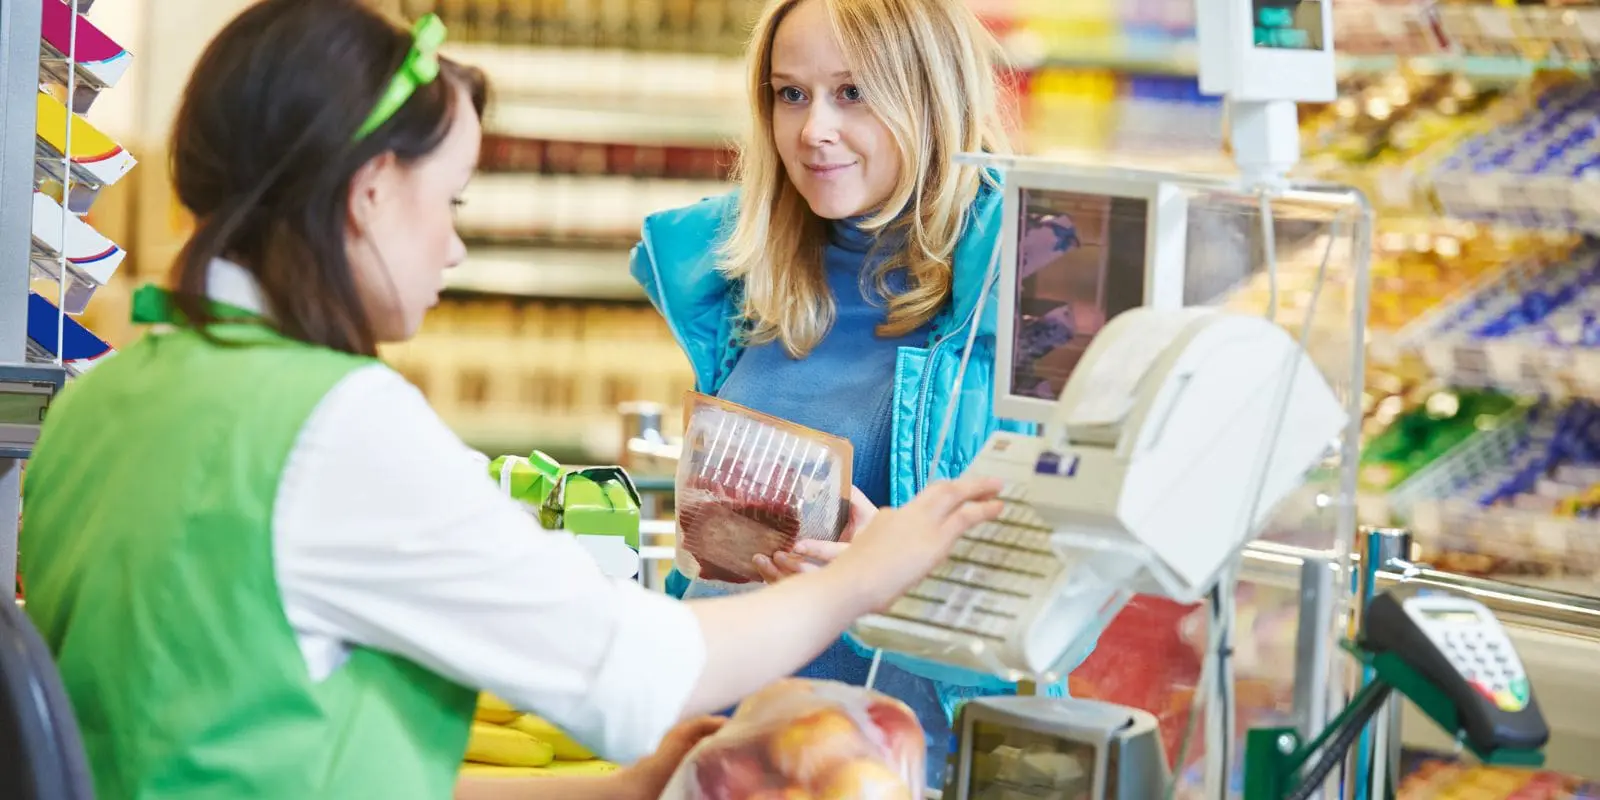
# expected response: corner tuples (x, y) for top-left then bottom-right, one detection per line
(674, 393), (853, 586)
(660, 678), (925, 800)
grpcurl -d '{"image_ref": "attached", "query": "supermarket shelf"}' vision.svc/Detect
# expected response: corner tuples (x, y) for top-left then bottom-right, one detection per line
(1434, 3), (1600, 63)
(446, 42), (746, 145)
(446, 247), (645, 301)
(486, 100), (744, 147)
(1389, 404), (1600, 580)
(1403, 246), (1600, 401)
(448, 415), (619, 465)
(444, 42), (742, 103)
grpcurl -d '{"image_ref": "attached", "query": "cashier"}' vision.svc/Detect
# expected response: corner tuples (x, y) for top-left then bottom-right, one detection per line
(16, 2), (1004, 799)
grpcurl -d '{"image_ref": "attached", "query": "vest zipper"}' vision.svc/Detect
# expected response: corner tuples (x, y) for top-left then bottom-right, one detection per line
(911, 302), (983, 495)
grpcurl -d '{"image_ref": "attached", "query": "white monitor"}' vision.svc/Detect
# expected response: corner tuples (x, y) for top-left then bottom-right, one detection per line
(994, 168), (1189, 424)
(1195, 0), (1337, 104)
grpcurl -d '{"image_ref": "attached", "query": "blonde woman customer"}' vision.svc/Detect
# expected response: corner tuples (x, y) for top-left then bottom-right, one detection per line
(631, 0), (1082, 784)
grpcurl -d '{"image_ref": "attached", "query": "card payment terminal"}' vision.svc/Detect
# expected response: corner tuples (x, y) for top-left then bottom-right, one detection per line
(1360, 592), (1549, 755)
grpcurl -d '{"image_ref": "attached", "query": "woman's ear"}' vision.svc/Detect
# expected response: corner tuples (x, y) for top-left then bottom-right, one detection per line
(345, 151), (400, 238)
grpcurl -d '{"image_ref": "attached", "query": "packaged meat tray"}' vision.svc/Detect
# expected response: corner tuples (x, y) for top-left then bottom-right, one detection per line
(1068, 584), (1303, 798)
(660, 678), (924, 800)
(674, 393), (852, 586)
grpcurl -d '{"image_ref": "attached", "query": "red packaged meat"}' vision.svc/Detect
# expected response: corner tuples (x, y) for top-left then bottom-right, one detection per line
(674, 393), (852, 585)
(660, 679), (925, 800)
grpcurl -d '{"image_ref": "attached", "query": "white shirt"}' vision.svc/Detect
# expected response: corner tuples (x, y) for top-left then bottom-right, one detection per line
(206, 260), (706, 765)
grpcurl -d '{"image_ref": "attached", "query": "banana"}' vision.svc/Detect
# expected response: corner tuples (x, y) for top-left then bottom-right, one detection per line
(507, 714), (597, 761)
(465, 722), (555, 767)
(460, 761), (619, 778)
(474, 693), (519, 725)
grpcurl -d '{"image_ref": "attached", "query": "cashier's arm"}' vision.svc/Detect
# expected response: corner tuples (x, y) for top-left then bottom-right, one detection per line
(273, 367), (1000, 766)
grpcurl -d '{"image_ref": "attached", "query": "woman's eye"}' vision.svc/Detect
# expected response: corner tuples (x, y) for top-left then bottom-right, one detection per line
(451, 198), (466, 212)
(840, 85), (864, 102)
(777, 86), (806, 104)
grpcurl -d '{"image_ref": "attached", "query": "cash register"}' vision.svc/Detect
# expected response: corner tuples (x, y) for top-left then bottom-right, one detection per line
(848, 158), (1551, 798)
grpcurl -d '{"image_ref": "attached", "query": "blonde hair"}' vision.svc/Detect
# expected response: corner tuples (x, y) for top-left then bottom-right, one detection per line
(719, 0), (1011, 358)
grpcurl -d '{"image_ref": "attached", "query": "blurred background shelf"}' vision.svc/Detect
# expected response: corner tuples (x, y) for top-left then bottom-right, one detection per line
(446, 247), (645, 301)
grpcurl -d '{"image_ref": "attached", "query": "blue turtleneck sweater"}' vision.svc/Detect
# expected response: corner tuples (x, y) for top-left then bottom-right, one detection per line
(707, 219), (953, 787)
(715, 218), (928, 508)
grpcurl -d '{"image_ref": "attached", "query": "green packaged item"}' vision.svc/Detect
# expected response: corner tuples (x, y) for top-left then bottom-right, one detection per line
(1360, 390), (1521, 491)
(486, 451), (643, 550)
(489, 450), (563, 506)
(539, 467), (643, 550)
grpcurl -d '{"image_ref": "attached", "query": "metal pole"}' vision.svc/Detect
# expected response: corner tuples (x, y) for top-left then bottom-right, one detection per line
(0, 0), (44, 595)
(1359, 529), (1410, 800)
(618, 401), (665, 588)
(1292, 554), (1335, 745)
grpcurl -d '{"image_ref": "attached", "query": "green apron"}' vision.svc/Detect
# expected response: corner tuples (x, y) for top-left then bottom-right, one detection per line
(21, 289), (475, 798)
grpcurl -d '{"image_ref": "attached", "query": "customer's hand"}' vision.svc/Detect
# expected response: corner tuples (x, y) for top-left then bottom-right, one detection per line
(826, 476), (1003, 611)
(752, 487), (875, 583)
(614, 716), (725, 800)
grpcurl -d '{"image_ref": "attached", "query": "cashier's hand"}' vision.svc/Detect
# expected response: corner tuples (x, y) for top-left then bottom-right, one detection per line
(615, 716), (725, 800)
(832, 476), (1004, 611)
(753, 487), (876, 583)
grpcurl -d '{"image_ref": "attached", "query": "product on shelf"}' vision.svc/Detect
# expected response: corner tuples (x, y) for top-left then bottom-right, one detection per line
(1361, 388), (1521, 492)
(383, 297), (692, 461)
(1394, 399), (1600, 578)
(38, 0), (133, 112)
(1399, 749), (1600, 799)
(1333, 0), (1445, 57)
(659, 678), (925, 800)
(1366, 225), (1552, 338)
(674, 393), (852, 585)
(457, 171), (729, 248)
(1415, 240), (1600, 398)
(26, 291), (113, 376)
(411, 0), (766, 53)
(1300, 71), (1505, 211)
(29, 190), (123, 315)
(1432, 1), (1600, 62)
(480, 135), (735, 181)
(461, 692), (617, 777)
(32, 89), (137, 214)
(1068, 585), (1301, 798)
(1430, 75), (1600, 232)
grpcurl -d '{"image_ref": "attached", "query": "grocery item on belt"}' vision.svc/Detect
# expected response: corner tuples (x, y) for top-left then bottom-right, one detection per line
(461, 692), (612, 773)
(660, 678), (924, 800)
(674, 393), (852, 585)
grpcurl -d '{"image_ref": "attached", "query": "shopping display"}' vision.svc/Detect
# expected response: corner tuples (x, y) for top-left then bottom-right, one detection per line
(23, 0), (127, 376)
(658, 678), (925, 800)
(674, 393), (852, 585)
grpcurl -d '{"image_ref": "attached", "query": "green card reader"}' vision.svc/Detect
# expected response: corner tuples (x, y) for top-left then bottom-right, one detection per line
(1245, 590), (1549, 800)
(1359, 592), (1548, 755)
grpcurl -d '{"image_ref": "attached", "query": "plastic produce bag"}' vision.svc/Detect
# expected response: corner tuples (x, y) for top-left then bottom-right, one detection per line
(674, 393), (852, 585)
(660, 679), (925, 800)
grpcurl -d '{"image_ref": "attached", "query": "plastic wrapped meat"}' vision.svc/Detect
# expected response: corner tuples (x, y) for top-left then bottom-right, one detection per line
(675, 393), (852, 586)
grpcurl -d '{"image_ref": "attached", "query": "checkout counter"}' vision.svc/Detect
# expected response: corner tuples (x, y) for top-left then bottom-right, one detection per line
(607, 162), (1600, 796)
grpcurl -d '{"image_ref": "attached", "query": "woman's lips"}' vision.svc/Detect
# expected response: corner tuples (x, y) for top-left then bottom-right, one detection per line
(806, 162), (854, 178)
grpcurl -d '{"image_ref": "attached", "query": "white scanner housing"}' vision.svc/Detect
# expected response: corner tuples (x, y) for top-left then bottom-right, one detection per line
(852, 307), (1347, 680)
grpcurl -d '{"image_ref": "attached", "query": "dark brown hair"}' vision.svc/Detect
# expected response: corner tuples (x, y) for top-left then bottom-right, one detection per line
(168, 0), (488, 356)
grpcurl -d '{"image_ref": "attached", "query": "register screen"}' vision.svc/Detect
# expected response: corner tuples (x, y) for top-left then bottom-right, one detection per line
(1010, 188), (1150, 402)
